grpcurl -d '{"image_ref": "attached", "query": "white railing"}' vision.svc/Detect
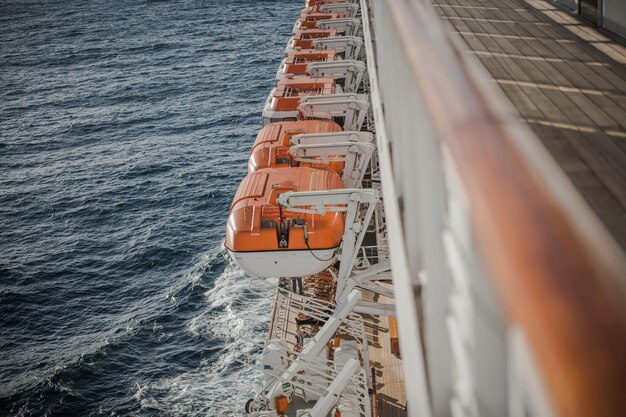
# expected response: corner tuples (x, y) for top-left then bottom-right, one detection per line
(259, 288), (372, 416)
(363, 0), (626, 417)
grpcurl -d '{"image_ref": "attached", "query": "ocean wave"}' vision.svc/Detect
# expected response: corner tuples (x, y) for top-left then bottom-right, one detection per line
(137, 257), (274, 415)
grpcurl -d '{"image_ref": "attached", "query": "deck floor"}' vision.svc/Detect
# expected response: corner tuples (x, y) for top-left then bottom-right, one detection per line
(432, 0), (626, 249)
(362, 284), (407, 417)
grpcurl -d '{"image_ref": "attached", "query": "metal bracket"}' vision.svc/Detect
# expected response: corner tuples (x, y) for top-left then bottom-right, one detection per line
(298, 93), (370, 131)
(317, 18), (361, 36)
(289, 131), (374, 188)
(300, 358), (361, 417)
(263, 290), (362, 405)
(277, 188), (379, 299)
(312, 36), (363, 60)
(307, 60), (366, 93)
(320, 4), (360, 18)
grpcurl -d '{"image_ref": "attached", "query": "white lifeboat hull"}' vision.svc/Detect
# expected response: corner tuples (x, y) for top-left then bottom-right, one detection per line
(275, 58), (288, 80)
(227, 248), (337, 278)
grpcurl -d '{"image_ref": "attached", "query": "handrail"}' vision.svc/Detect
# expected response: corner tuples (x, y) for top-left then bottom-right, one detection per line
(385, 0), (626, 417)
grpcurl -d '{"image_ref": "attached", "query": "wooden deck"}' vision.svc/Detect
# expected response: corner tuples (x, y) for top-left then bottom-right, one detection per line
(432, 0), (626, 250)
(362, 284), (407, 417)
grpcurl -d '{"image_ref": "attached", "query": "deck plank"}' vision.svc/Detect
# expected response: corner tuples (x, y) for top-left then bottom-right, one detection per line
(362, 285), (407, 417)
(432, 0), (626, 249)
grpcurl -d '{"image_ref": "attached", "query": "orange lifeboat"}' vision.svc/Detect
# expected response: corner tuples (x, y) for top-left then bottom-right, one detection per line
(294, 3), (358, 18)
(305, 0), (350, 6)
(277, 49), (337, 80)
(299, 2), (360, 19)
(262, 76), (335, 125)
(286, 29), (337, 53)
(295, 12), (338, 30)
(225, 167), (345, 278)
(248, 120), (343, 173)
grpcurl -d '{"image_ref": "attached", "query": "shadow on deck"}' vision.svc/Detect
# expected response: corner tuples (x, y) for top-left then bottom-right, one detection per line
(433, 0), (626, 249)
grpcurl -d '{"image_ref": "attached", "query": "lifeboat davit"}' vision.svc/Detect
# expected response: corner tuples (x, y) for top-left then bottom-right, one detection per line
(285, 29), (337, 54)
(262, 76), (335, 125)
(294, 12), (338, 30)
(248, 120), (343, 173)
(305, 0), (352, 7)
(277, 49), (337, 80)
(225, 167), (345, 278)
(300, 6), (326, 14)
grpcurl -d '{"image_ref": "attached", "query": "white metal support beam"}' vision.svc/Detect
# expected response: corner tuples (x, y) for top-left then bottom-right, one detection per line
(317, 18), (362, 36)
(354, 300), (396, 317)
(262, 290), (362, 406)
(289, 131), (374, 188)
(277, 188), (379, 300)
(300, 358), (361, 417)
(312, 36), (363, 60)
(335, 260), (395, 303)
(307, 60), (366, 93)
(355, 282), (394, 299)
(320, 4), (360, 18)
(298, 93), (369, 131)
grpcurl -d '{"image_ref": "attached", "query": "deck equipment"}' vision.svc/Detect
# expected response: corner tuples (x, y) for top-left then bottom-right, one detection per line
(317, 17), (361, 36)
(249, 124), (375, 188)
(248, 120), (343, 174)
(306, 60), (366, 92)
(297, 93), (369, 131)
(262, 77), (335, 126)
(294, 13), (339, 31)
(311, 36), (363, 60)
(285, 29), (338, 54)
(225, 167), (345, 278)
(276, 49), (337, 80)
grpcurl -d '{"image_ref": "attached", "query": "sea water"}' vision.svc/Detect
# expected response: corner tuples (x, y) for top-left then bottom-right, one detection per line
(0, 0), (300, 415)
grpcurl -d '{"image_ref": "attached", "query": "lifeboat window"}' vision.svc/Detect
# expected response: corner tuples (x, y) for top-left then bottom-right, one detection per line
(276, 158), (290, 165)
(261, 220), (277, 229)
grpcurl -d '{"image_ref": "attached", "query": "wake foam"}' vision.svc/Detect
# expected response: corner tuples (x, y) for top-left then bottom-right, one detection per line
(136, 253), (275, 415)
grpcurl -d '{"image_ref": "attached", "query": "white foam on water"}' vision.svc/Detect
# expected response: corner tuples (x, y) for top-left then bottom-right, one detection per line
(136, 255), (276, 416)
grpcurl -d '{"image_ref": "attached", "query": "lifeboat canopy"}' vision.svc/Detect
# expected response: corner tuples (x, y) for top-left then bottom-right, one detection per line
(277, 49), (338, 80)
(248, 120), (343, 174)
(262, 76), (335, 126)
